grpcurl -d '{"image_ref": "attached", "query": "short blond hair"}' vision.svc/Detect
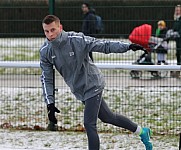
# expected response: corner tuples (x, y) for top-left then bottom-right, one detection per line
(157, 20), (166, 28)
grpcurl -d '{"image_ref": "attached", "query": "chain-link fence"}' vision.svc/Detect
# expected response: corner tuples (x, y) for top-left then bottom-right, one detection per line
(0, 0), (180, 136)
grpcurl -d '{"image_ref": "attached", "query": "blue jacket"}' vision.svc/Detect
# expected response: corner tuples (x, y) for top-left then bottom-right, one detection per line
(40, 31), (130, 104)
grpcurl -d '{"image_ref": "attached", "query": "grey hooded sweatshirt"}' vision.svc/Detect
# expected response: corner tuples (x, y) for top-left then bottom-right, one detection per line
(40, 31), (130, 105)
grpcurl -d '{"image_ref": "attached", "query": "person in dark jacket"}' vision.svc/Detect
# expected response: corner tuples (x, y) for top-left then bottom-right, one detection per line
(173, 5), (181, 64)
(40, 15), (153, 150)
(155, 20), (168, 65)
(170, 5), (181, 78)
(81, 2), (97, 62)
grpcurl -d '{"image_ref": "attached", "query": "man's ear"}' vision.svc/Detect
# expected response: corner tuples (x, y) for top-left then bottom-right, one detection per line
(60, 24), (63, 31)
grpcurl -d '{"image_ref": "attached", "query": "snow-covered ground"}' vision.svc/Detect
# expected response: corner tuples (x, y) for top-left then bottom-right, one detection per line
(0, 129), (179, 150)
(0, 86), (180, 135)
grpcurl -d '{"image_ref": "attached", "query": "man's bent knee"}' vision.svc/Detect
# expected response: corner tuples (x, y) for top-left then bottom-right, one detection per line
(99, 112), (116, 124)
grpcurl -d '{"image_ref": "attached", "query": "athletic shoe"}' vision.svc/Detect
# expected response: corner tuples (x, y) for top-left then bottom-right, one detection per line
(140, 127), (153, 150)
(47, 121), (58, 131)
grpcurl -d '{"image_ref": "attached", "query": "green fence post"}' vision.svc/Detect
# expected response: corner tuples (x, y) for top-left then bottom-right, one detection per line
(49, 0), (56, 99)
(49, 0), (55, 15)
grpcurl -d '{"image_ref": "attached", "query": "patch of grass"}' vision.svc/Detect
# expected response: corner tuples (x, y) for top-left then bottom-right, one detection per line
(135, 93), (145, 101)
(3, 51), (39, 61)
(115, 95), (120, 102)
(3, 54), (26, 61)
(65, 97), (73, 101)
(0, 68), (6, 74)
(64, 120), (71, 124)
(62, 106), (71, 114)
(0, 68), (41, 75)
(156, 98), (161, 102)
(64, 116), (70, 120)
(44, 142), (51, 147)
(171, 92), (179, 97)
(15, 96), (21, 101)
(75, 105), (84, 112)
(28, 139), (34, 142)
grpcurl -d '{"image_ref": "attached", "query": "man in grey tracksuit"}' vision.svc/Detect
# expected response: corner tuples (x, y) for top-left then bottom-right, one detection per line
(40, 15), (153, 150)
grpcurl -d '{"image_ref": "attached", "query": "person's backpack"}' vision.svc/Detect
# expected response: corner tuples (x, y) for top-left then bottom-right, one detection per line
(95, 15), (104, 34)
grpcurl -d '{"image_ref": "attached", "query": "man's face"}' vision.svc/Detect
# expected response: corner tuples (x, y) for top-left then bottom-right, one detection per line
(82, 4), (89, 14)
(175, 6), (181, 16)
(42, 21), (61, 41)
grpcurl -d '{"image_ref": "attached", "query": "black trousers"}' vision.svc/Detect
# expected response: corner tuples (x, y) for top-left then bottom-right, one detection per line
(83, 92), (138, 150)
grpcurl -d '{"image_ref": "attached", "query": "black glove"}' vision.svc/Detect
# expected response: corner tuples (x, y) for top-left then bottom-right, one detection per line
(129, 43), (144, 51)
(47, 103), (60, 124)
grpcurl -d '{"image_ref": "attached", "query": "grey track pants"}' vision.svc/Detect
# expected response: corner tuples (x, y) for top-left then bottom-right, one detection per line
(83, 92), (138, 150)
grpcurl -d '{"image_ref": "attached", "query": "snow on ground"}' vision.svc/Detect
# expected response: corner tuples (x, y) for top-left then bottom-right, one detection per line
(0, 86), (180, 135)
(0, 129), (179, 150)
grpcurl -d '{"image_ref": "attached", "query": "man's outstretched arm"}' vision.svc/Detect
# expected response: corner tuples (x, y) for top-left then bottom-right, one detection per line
(81, 35), (144, 54)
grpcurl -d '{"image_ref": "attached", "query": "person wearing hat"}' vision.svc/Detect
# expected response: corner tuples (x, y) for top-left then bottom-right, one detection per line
(155, 20), (168, 65)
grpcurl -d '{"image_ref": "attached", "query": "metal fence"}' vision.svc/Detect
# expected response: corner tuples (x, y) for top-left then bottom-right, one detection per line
(0, 0), (181, 136)
(0, 62), (180, 135)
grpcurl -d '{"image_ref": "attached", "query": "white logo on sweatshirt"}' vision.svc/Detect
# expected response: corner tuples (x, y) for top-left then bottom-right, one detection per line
(51, 55), (56, 59)
(69, 52), (74, 56)
(95, 89), (99, 92)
